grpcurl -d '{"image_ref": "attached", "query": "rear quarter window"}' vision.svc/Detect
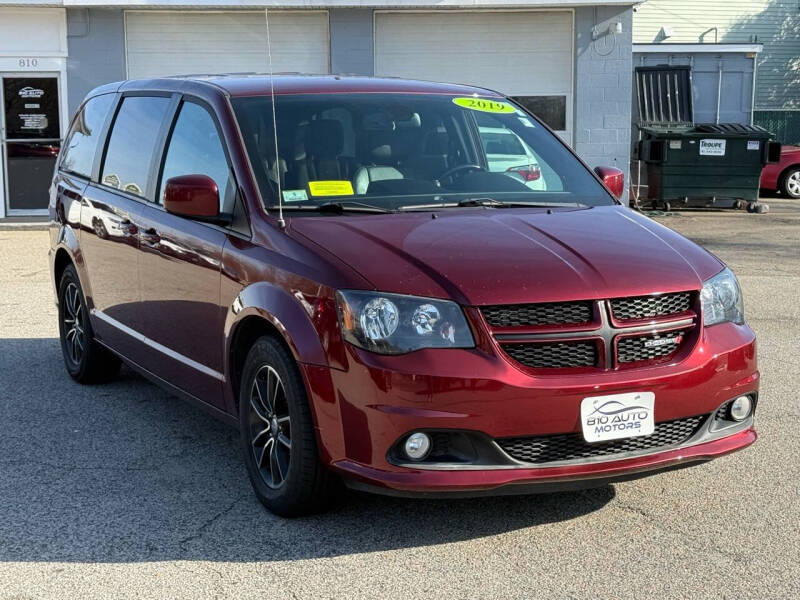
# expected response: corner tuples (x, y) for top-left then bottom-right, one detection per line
(60, 94), (115, 178)
(101, 96), (172, 197)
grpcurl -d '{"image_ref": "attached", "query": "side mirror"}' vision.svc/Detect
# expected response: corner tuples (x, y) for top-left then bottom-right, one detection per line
(164, 175), (220, 220)
(594, 166), (625, 200)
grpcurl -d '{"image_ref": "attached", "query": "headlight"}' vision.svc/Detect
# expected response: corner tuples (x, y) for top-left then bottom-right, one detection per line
(701, 268), (744, 326)
(335, 290), (474, 354)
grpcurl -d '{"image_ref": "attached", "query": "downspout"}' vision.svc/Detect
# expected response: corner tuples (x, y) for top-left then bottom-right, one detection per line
(750, 53), (758, 126)
(715, 60), (723, 124)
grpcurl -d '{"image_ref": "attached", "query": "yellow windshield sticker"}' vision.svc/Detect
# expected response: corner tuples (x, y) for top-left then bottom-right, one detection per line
(308, 180), (354, 197)
(453, 97), (516, 114)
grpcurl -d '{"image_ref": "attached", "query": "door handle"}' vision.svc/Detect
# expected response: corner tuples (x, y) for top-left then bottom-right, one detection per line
(140, 227), (161, 245)
(119, 219), (138, 236)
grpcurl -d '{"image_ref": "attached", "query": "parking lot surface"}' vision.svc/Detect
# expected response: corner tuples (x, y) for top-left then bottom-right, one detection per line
(0, 199), (798, 599)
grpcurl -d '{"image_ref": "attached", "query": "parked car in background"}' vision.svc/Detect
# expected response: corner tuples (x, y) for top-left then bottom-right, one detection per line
(478, 126), (545, 190)
(49, 75), (758, 517)
(761, 145), (800, 198)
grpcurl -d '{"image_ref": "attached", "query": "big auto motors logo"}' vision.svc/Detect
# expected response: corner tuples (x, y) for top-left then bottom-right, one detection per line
(18, 86), (45, 98)
(586, 398), (650, 435)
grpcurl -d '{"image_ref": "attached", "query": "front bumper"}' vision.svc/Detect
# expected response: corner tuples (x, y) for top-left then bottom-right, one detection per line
(303, 321), (758, 495)
(337, 427), (756, 497)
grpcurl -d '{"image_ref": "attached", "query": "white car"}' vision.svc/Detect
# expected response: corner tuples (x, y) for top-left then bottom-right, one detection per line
(479, 126), (546, 191)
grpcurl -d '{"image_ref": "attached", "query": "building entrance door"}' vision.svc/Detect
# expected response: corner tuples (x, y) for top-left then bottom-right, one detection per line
(1, 74), (61, 214)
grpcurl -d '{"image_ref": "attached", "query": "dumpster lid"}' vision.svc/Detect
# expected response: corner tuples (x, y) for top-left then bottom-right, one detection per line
(694, 123), (771, 135)
(638, 124), (695, 135)
(635, 65), (693, 127)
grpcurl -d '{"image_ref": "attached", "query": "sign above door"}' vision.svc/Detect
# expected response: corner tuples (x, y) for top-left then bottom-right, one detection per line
(3, 77), (60, 139)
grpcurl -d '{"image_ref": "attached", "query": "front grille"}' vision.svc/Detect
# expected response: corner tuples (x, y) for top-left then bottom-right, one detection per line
(498, 415), (707, 464)
(481, 301), (592, 328)
(610, 292), (692, 321)
(485, 291), (696, 372)
(503, 341), (597, 369)
(617, 331), (686, 364)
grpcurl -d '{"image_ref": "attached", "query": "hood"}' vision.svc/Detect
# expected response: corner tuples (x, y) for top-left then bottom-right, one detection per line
(288, 206), (723, 306)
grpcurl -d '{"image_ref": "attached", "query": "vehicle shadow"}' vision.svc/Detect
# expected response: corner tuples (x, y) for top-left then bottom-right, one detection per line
(0, 338), (614, 564)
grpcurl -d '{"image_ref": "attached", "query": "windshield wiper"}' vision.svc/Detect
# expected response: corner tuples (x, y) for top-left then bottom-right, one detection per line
(398, 198), (589, 210)
(266, 201), (393, 214)
(457, 197), (506, 207)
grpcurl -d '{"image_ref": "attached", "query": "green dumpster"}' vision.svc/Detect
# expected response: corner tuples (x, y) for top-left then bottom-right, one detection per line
(638, 123), (781, 211)
(633, 65), (781, 212)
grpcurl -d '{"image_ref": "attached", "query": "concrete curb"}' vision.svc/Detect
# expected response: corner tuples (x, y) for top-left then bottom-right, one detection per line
(0, 223), (49, 231)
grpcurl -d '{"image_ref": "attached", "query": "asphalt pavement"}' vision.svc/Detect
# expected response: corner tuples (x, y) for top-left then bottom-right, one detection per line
(0, 198), (798, 599)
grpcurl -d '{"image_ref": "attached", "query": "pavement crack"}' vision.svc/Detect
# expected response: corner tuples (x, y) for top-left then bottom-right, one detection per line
(614, 500), (780, 571)
(178, 495), (246, 547)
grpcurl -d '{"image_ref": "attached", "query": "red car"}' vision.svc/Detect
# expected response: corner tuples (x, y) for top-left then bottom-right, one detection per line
(761, 144), (800, 198)
(49, 75), (757, 516)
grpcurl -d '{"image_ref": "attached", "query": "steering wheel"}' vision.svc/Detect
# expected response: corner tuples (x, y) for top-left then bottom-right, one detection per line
(437, 164), (486, 184)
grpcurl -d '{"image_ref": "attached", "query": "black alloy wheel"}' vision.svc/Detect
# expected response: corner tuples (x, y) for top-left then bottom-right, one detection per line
(61, 281), (86, 369)
(249, 365), (292, 489)
(57, 264), (121, 383)
(239, 336), (337, 517)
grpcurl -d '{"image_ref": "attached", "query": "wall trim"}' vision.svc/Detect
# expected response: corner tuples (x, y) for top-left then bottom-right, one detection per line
(634, 43), (763, 54)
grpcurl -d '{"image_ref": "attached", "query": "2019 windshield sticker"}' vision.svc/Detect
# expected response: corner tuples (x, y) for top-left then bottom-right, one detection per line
(308, 180), (355, 197)
(452, 97), (516, 114)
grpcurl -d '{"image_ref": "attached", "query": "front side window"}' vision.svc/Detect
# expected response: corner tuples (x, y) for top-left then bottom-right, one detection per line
(60, 94), (115, 178)
(101, 96), (172, 197)
(158, 101), (234, 212)
(233, 93), (612, 213)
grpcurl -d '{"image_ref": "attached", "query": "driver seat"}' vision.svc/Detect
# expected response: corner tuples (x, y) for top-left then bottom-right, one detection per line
(295, 119), (351, 188)
(352, 136), (404, 194)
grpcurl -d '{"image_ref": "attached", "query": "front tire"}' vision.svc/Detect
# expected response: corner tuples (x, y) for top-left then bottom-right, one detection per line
(239, 336), (336, 517)
(780, 167), (800, 198)
(57, 264), (121, 383)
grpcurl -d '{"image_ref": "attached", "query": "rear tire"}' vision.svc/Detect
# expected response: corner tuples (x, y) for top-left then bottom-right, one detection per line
(780, 167), (800, 198)
(239, 335), (336, 517)
(57, 264), (121, 383)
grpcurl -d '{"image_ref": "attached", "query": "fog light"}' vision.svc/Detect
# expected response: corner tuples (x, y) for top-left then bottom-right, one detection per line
(404, 432), (431, 461)
(730, 396), (753, 421)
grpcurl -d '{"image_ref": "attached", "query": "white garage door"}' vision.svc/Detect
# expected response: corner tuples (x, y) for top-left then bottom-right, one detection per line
(375, 11), (573, 143)
(125, 11), (329, 79)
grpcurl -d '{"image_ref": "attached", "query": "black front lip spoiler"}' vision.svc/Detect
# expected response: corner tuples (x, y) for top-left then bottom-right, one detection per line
(343, 458), (708, 499)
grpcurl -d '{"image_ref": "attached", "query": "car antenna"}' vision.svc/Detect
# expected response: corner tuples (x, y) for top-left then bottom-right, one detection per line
(265, 8), (285, 228)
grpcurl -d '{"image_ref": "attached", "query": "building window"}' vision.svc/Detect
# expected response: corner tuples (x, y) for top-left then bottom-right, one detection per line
(511, 96), (567, 132)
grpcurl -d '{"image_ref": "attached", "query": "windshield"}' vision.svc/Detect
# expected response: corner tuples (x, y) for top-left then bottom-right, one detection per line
(232, 93), (614, 212)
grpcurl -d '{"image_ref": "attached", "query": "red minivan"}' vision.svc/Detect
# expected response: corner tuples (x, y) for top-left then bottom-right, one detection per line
(49, 75), (758, 516)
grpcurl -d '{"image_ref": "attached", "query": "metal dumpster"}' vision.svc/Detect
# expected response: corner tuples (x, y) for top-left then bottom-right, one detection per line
(639, 123), (780, 210)
(633, 66), (781, 212)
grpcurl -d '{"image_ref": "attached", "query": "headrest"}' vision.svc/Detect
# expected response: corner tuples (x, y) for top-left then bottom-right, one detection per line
(371, 144), (392, 160)
(366, 129), (393, 161)
(306, 119), (343, 158)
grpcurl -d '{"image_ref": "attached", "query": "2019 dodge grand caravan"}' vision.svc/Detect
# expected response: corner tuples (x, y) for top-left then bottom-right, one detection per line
(49, 75), (758, 516)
